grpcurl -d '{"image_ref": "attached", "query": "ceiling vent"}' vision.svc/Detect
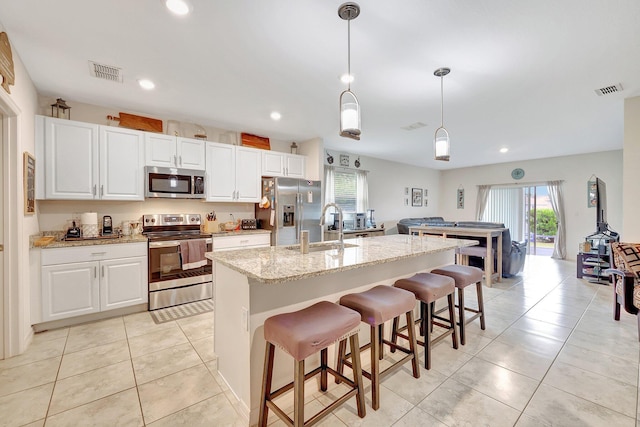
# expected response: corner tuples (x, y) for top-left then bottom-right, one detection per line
(401, 122), (427, 131)
(594, 83), (623, 96)
(88, 61), (123, 83)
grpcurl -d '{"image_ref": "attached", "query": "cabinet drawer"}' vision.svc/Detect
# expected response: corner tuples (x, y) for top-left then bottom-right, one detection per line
(42, 243), (147, 265)
(213, 234), (270, 251)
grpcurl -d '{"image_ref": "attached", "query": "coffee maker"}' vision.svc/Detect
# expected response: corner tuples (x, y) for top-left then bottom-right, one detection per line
(355, 213), (366, 230)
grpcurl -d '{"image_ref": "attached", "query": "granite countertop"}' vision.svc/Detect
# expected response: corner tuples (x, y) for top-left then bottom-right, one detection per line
(31, 228), (271, 249)
(208, 229), (271, 237)
(326, 228), (384, 234)
(206, 234), (477, 284)
(30, 231), (148, 249)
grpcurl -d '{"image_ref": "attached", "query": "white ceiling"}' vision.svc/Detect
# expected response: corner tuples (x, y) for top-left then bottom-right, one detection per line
(0, 0), (638, 170)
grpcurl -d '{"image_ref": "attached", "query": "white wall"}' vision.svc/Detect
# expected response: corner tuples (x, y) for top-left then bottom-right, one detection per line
(323, 151), (441, 233)
(1, 25), (39, 356)
(623, 96), (640, 241)
(439, 150), (623, 260)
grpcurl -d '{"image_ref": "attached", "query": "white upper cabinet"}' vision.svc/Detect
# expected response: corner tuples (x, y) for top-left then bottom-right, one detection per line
(145, 134), (206, 170)
(178, 137), (207, 170)
(144, 133), (176, 168)
(99, 126), (145, 200)
(36, 116), (144, 200)
(206, 142), (261, 202)
(261, 151), (306, 179)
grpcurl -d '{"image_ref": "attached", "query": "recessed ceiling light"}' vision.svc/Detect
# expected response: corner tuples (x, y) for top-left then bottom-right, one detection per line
(499, 147), (509, 153)
(340, 73), (354, 84)
(270, 111), (281, 121)
(166, 0), (190, 16)
(138, 79), (155, 90)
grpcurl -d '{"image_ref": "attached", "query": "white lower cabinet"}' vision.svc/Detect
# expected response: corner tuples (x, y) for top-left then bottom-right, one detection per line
(41, 243), (148, 322)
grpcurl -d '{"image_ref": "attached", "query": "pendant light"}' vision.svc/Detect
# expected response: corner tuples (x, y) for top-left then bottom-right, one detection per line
(434, 67), (451, 161)
(338, 2), (361, 140)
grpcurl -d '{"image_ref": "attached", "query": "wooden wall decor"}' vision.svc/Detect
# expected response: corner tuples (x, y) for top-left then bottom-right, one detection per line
(24, 152), (35, 215)
(0, 32), (16, 94)
(241, 133), (271, 150)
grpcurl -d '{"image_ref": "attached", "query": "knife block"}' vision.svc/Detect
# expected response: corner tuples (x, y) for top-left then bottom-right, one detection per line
(205, 220), (219, 233)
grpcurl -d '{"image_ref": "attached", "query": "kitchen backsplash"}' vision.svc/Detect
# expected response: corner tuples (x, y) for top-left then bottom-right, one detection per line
(37, 200), (256, 232)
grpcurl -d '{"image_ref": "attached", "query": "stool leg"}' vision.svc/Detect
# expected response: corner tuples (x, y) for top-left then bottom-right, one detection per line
(477, 281), (486, 330)
(258, 342), (275, 427)
(378, 323), (385, 360)
(406, 310), (420, 378)
(448, 293), (458, 349)
(390, 316), (399, 353)
(371, 325), (381, 410)
(320, 348), (328, 391)
(424, 301), (432, 369)
(458, 288), (466, 345)
(294, 359), (305, 427)
(419, 302), (426, 336)
(335, 339), (346, 384)
(349, 334), (366, 418)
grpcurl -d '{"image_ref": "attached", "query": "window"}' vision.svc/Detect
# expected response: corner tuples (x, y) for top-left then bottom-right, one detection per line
(323, 166), (369, 218)
(334, 169), (357, 213)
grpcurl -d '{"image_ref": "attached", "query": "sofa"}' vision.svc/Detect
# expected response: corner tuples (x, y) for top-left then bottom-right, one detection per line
(397, 217), (526, 277)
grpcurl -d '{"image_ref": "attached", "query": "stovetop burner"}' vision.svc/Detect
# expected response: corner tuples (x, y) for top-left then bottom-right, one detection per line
(142, 213), (204, 239)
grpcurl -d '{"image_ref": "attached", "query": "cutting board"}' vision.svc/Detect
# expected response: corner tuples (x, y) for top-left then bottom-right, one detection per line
(118, 112), (163, 133)
(241, 133), (270, 150)
(34, 236), (56, 247)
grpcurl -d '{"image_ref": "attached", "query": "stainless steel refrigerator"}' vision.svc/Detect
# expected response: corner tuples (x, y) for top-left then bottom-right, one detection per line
(255, 177), (322, 246)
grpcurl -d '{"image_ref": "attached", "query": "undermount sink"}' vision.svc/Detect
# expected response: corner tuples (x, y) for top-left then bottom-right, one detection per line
(286, 242), (358, 253)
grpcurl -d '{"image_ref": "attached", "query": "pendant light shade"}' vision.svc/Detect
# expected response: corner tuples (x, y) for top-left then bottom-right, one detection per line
(434, 67), (451, 161)
(338, 2), (361, 140)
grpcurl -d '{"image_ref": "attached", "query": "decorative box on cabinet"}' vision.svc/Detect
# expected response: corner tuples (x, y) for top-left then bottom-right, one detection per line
(40, 243), (148, 322)
(145, 134), (206, 170)
(205, 142), (261, 202)
(262, 151), (306, 179)
(35, 115), (144, 200)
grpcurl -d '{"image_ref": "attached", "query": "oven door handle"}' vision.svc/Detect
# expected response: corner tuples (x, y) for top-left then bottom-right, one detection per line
(149, 238), (212, 248)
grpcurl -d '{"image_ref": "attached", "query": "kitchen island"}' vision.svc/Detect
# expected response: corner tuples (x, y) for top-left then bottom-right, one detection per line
(206, 234), (476, 424)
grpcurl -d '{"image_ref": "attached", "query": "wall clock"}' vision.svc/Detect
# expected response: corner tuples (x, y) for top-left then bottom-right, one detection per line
(340, 154), (349, 167)
(511, 168), (525, 180)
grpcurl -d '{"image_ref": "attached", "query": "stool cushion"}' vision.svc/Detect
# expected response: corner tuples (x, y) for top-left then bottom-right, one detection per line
(431, 264), (483, 288)
(340, 285), (416, 327)
(264, 301), (360, 361)
(393, 273), (455, 303)
(456, 246), (494, 258)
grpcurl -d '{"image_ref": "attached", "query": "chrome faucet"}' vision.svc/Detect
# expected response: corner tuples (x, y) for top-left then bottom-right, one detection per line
(320, 202), (344, 249)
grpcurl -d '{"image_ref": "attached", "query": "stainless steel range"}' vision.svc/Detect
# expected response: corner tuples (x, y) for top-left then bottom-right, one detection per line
(143, 213), (212, 310)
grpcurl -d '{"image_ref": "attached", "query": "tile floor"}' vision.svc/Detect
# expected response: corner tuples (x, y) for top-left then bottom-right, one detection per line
(1, 255), (639, 426)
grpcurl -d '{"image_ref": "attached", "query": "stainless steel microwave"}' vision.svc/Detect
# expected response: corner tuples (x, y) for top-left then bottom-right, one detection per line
(145, 166), (206, 199)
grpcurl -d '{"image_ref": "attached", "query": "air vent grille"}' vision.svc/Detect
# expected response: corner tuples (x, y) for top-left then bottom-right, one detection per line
(594, 83), (623, 96)
(401, 122), (427, 131)
(88, 61), (123, 83)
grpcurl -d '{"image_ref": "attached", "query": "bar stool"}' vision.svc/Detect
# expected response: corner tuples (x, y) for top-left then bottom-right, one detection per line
(431, 265), (485, 345)
(338, 285), (420, 410)
(456, 246), (495, 270)
(258, 301), (366, 427)
(391, 272), (458, 369)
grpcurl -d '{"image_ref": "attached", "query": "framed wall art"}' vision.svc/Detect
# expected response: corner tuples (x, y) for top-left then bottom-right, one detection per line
(23, 151), (35, 214)
(587, 180), (597, 208)
(412, 188), (423, 207)
(457, 187), (464, 209)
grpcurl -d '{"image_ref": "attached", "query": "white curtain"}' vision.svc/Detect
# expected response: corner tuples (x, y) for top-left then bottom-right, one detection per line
(323, 166), (336, 223)
(356, 169), (369, 212)
(476, 185), (492, 221)
(547, 180), (566, 259)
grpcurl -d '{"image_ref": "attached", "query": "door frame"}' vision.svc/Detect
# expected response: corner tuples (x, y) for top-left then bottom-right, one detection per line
(0, 89), (22, 359)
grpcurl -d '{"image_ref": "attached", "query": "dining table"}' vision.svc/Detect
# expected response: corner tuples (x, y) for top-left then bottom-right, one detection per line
(408, 225), (507, 287)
